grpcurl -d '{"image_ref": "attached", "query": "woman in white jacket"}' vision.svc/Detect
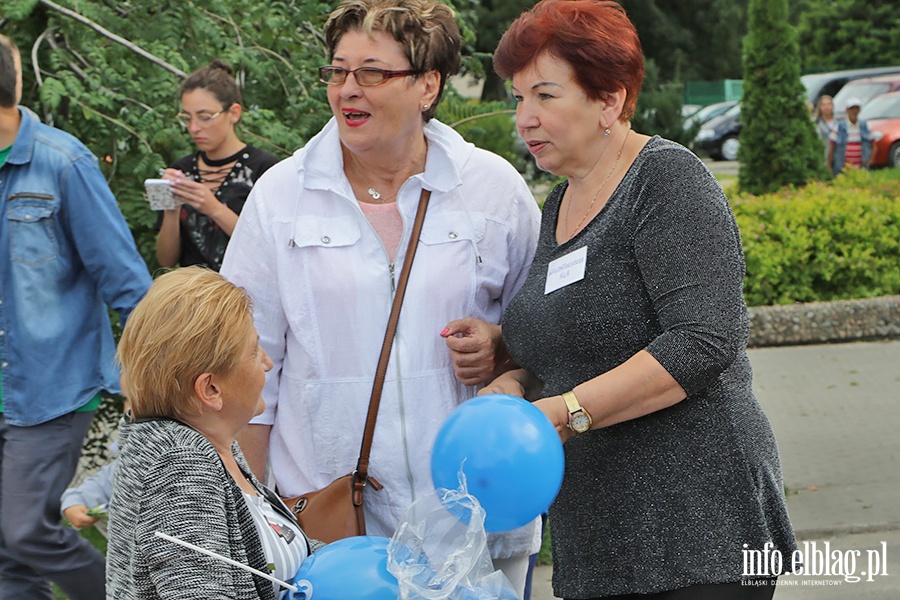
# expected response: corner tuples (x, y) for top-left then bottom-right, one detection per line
(220, 0), (541, 595)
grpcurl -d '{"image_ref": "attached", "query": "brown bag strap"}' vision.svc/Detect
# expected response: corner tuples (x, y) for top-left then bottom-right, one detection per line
(353, 188), (431, 495)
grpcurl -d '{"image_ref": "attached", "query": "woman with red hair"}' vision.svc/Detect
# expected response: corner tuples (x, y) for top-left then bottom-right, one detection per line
(483, 1), (797, 598)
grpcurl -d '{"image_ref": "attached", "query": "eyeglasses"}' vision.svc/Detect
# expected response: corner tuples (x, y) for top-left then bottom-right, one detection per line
(176, 110), (225, 128)
(318, 66), (419, 87)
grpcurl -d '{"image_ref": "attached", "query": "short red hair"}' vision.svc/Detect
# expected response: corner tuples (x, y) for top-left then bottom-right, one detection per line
(494, 0), (644, 121)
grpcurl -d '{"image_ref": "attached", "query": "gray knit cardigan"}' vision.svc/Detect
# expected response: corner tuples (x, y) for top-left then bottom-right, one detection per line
(106, 416), (279, 600)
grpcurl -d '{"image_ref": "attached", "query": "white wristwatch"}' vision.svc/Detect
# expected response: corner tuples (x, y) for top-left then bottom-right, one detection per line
(562, 391), (593, 434)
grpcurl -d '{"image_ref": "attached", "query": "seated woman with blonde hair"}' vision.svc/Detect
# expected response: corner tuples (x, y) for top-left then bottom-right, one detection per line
(106, 267), (315, 600)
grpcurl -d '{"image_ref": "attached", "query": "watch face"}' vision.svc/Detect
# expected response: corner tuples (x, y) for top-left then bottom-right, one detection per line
(571, 412), (591, 433)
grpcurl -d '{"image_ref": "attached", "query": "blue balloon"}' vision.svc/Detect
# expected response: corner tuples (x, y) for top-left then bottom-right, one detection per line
(288, 536), (398, 600)
(430, 394), (564, 533)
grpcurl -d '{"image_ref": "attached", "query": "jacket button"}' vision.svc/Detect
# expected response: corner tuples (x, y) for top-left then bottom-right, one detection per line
(448, 231), (458, 239)
(321, 236), (331, 244)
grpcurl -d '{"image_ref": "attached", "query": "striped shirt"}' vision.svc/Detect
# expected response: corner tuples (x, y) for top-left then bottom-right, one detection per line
(830, 120), (864, 168)
(243, 492), (308, 588)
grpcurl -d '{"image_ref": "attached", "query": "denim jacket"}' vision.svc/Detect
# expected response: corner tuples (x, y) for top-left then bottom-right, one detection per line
(0, 108), (151, 426)
(830, 119), (872, 176)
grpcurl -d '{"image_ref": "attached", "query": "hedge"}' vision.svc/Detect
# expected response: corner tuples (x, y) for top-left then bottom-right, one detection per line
(732, 167), (900, 306)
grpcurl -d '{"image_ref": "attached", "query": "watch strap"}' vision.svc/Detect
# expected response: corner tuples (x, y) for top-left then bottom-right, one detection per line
(562, 391), (582, 415)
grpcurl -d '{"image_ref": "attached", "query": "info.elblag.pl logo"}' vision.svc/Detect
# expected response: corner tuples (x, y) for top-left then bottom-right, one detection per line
(742, 541), (890, 586)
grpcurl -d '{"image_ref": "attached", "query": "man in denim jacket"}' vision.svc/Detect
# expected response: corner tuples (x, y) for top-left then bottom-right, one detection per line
(0, 35), (151, 599)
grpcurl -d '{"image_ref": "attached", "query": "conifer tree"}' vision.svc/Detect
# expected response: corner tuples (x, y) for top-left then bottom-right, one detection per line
(739, 0), (827, 194)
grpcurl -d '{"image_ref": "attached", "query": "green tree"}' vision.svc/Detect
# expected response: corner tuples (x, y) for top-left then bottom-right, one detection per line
(448, 0), (535, 101)
(3, 0), (491, 268)
(632, 59), (695, 147)
(794, 0), (900, 72)
(465, 0), (751, 100)
(4, 0), (334, 267)
(739, 0), (827, 194)
(620, 0), (749, 82)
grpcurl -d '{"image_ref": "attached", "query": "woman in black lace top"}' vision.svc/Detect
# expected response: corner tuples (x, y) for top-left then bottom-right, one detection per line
(155, 61), (278, 271)
(483, 1), (797, 598)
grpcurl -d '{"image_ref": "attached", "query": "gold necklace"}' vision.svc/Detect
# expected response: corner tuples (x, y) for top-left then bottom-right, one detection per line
(565, 129), (631, 238)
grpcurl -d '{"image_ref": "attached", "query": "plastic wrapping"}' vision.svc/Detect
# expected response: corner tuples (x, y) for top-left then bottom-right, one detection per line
(387, 473), (518, 600)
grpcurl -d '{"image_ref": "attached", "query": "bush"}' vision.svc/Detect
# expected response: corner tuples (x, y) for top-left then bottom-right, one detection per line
(733, 168), (900, 306)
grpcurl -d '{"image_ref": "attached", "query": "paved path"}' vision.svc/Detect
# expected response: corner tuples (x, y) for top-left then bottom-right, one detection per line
(703, 158), (739, 176)
(531, 340), (900, 599)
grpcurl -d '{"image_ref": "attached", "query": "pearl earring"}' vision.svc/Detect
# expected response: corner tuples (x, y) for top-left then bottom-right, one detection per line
(604, 128), (611, 136)
(423, 104), (430, 111)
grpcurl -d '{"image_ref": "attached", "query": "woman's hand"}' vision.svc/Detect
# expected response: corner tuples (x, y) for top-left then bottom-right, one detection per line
(162, 168), (239, 236)
(533, 395), (573, 443)
(63, 504), (99, 529)
(478, 372), (526, 397)
(442, 318), (505, 386)
(171, 176), (226, 220)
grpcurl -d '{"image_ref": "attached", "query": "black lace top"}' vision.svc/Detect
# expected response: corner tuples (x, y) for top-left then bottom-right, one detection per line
(157, 146), (278, 271)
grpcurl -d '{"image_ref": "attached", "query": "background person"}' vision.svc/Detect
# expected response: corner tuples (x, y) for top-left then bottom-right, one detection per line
(0, 34), (151, 600)
(61, 399), (131, 532)
(107, 267), (315, 600)
(220, 0), (541, 595)
(155, 60), (279, 271)
(61, 461), (116, 531)
(813, 94), (836, 163)
(484, 1), (797, 598)
(827, 96), (874, 176)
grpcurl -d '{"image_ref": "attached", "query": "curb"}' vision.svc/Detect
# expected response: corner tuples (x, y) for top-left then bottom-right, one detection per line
(748, 296), (900, 348)
(793, 522), (900, 540)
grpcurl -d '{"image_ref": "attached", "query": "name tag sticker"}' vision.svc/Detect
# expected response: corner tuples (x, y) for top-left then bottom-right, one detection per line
(544, 246), (587, 294)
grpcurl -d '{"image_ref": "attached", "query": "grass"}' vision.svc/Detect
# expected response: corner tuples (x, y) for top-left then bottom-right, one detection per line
(538, 519), (553, 566)
(716, 173), (739, 194)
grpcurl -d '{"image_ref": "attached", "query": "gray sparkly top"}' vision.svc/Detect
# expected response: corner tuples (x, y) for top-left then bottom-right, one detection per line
(502, 137), (797, 597)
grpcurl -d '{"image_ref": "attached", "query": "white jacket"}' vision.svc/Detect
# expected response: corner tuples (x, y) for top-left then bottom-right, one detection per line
(221, 118), (541, 558)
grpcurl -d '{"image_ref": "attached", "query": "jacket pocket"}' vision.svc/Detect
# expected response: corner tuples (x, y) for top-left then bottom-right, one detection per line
(415, 213), (483, 309)
(418, 211), (484, 248)
(6, 195), (58, 266)
(290, 216), (361, 249)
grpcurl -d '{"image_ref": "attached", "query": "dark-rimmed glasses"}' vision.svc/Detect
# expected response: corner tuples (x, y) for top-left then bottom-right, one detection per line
(176, 110), (225, 128)
(318, 66), (419, 87)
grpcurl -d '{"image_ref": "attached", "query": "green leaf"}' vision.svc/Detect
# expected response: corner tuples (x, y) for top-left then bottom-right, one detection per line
(4, 0), (40, 20)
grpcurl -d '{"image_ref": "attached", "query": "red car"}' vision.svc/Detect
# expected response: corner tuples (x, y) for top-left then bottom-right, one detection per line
(861, 91), (900, 167)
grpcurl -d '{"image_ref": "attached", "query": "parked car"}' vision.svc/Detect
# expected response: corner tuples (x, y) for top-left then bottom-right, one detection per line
(694, 103), (741, 161)
(801, 65), (900, 104)
(832, 74), (900, 120)
(683, 100), (738, 131)
(692, 69), (900, 163)
(860, 91), (900, 167)
(682, 104), (703, 119)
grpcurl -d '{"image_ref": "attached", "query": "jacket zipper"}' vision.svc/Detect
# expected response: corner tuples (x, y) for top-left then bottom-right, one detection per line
(355, 197), (418, 504)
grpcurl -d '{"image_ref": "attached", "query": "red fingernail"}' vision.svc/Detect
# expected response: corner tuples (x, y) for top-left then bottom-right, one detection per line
(440, 327), (450, 337)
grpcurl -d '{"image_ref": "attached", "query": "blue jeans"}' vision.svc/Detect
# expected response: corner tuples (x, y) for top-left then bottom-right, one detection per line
(0, 411), (106, 600)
